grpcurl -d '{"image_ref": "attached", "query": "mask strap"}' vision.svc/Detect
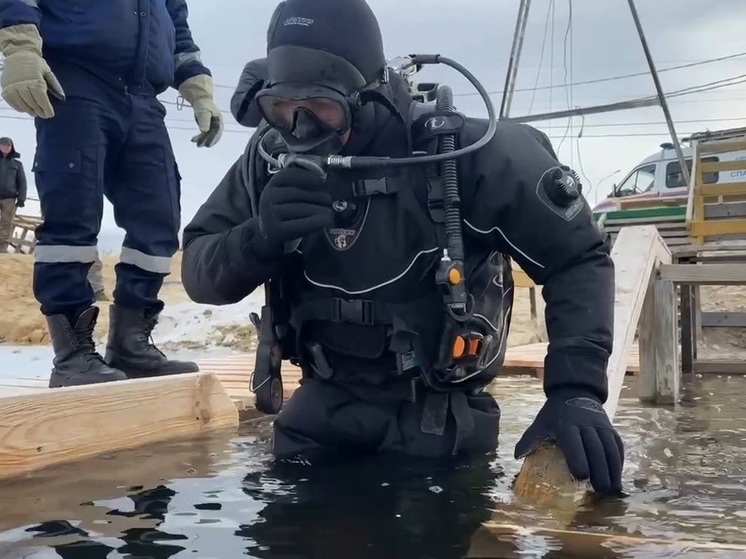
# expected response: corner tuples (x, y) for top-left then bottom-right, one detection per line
(358, 89), (406, 125)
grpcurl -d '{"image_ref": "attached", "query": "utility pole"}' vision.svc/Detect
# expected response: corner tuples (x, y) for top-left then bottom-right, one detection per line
(626, 0), (690, 185)
(499, 0), (689, 185)
(499, 0), (532, 119)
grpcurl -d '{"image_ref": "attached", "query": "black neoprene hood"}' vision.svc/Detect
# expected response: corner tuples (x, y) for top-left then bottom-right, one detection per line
(266, 0), (387, 91)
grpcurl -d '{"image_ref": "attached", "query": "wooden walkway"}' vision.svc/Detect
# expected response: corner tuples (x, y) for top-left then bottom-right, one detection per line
(0, 342), (641, 409)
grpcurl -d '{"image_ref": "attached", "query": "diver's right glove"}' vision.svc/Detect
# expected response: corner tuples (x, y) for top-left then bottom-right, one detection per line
(257, 166), (334, 251)
(0, 24), (65, 118)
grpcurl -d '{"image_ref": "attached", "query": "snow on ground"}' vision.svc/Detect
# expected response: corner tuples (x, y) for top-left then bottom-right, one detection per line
(146, 288), (265, 350)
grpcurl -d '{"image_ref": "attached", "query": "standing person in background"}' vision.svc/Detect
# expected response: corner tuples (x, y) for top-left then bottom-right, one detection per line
(0, 1), (224, 388)
(0, 136), (26, 253)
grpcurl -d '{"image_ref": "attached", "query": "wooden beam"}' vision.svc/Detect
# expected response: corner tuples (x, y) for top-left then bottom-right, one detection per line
(511, 267), (535, 288)
(0, 372), (239, 480)
(617, 196), (686, 210)
(693, 359), (746, 375)
(659, 263), (746, 284)
(698, 138), (746, 155)
(701, 311), (746, 328)
(699, 182), (746, 198)
(689, 218), (746, 238)
(638, 277), (678, 404)
(706, 201), (746, 219)
(700, 160), (746, 173)
(512, 225), (667, 505)
(467, 522), (746, 558)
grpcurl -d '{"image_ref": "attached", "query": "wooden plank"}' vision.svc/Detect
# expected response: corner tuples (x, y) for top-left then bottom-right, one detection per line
(636, 277), (657, 402)
(693, 360), (746, 375)
(468, 522), (746, 558)
(701, 311), (746, 327)
(671, 239), (746, 256)
(617, 196), (686, 210)
(638, 278), (678, 404)
(11, 213), (43, 227)
(659, 262), (746, 284)
(0, 372), (239, 480)
(700, 160), (746, 173)
(0, 356), (304, 419)
(511, 267), (535, 288)
(512, 225), (666, 506)
(699, 182), (746, 198)
(698, 137), (746, 154)
(689, 218), (746, 238)
(706, 201), (746, 219)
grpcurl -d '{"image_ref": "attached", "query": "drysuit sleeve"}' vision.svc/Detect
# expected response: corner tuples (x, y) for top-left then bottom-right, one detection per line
(15, 160), (26, 204)
(0, 1), (40, 28)
(460, 120), (614, 402)
(166, 0), (211, 88)
(181, 151), (281, 305)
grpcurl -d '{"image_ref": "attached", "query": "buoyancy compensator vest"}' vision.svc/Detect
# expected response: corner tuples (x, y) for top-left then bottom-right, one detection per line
(246, 88), (514, 418)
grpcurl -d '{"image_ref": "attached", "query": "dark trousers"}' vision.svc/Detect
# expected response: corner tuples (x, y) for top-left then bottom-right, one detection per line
(32, 93), (181, 318)
(272, 378), (501, 459)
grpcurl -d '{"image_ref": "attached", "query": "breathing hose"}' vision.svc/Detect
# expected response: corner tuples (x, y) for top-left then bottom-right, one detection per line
(435, 85), (462, 262)
(433, 84), (469, 315)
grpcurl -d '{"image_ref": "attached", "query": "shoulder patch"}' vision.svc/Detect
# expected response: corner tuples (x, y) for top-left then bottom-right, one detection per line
(535, 165), (584, 221)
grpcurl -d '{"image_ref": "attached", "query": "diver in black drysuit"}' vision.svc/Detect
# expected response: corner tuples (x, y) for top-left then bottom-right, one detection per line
(182, 0), (624, 496)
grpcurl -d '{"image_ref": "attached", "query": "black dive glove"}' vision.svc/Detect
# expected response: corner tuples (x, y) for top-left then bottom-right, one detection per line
(257, 166), (334, 249)
(514, 388), (624, 495)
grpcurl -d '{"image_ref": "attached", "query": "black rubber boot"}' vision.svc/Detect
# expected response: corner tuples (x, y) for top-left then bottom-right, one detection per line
(47, 307), (129, 388)
(104, 304), (200, 378)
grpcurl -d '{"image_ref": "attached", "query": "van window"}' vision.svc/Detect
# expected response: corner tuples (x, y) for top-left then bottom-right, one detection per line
(665, 156), (719, 188)
(614, 164), (656, 197)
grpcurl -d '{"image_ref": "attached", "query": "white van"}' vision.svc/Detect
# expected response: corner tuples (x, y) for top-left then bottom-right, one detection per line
(592, 128), (746, 215)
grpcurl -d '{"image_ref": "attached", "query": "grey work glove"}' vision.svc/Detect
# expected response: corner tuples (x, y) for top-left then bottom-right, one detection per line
(0, 24), (65, 118)
(178, 74), (224, 148)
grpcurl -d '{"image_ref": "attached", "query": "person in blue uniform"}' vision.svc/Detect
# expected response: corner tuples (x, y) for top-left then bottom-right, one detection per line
(0, 0), (224, 387)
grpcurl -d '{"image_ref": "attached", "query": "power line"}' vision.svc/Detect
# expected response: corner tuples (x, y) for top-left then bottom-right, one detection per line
(452, 50), (746, 98)
(534, 116), (746, 129)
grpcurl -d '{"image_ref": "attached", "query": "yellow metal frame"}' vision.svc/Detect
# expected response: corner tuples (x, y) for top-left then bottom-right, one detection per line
(686, 135), (746, 245)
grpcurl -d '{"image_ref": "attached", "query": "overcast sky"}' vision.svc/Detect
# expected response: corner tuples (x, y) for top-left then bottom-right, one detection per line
(4, 0), (746, 252)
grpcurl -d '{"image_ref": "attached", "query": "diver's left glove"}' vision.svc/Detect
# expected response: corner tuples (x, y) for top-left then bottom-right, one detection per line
(514, 388), (624, 495)
(178, 74), (224, 148)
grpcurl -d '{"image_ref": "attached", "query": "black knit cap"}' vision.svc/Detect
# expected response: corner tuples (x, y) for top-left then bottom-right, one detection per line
(266, 0), (386, 93)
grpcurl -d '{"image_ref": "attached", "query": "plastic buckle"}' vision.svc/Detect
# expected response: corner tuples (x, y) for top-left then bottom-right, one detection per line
(331, 298), (375, 325)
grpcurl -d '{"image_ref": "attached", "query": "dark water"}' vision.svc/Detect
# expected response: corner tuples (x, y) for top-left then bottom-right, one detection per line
(2, 375), (746, 559)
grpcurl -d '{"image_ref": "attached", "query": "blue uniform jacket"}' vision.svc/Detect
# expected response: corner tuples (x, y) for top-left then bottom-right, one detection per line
(0, 0), (210, 96)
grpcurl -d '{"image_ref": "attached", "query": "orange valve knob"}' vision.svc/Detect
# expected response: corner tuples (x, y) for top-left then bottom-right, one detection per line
(452, 335), (466, 358)
(448, 267), (462, 285)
